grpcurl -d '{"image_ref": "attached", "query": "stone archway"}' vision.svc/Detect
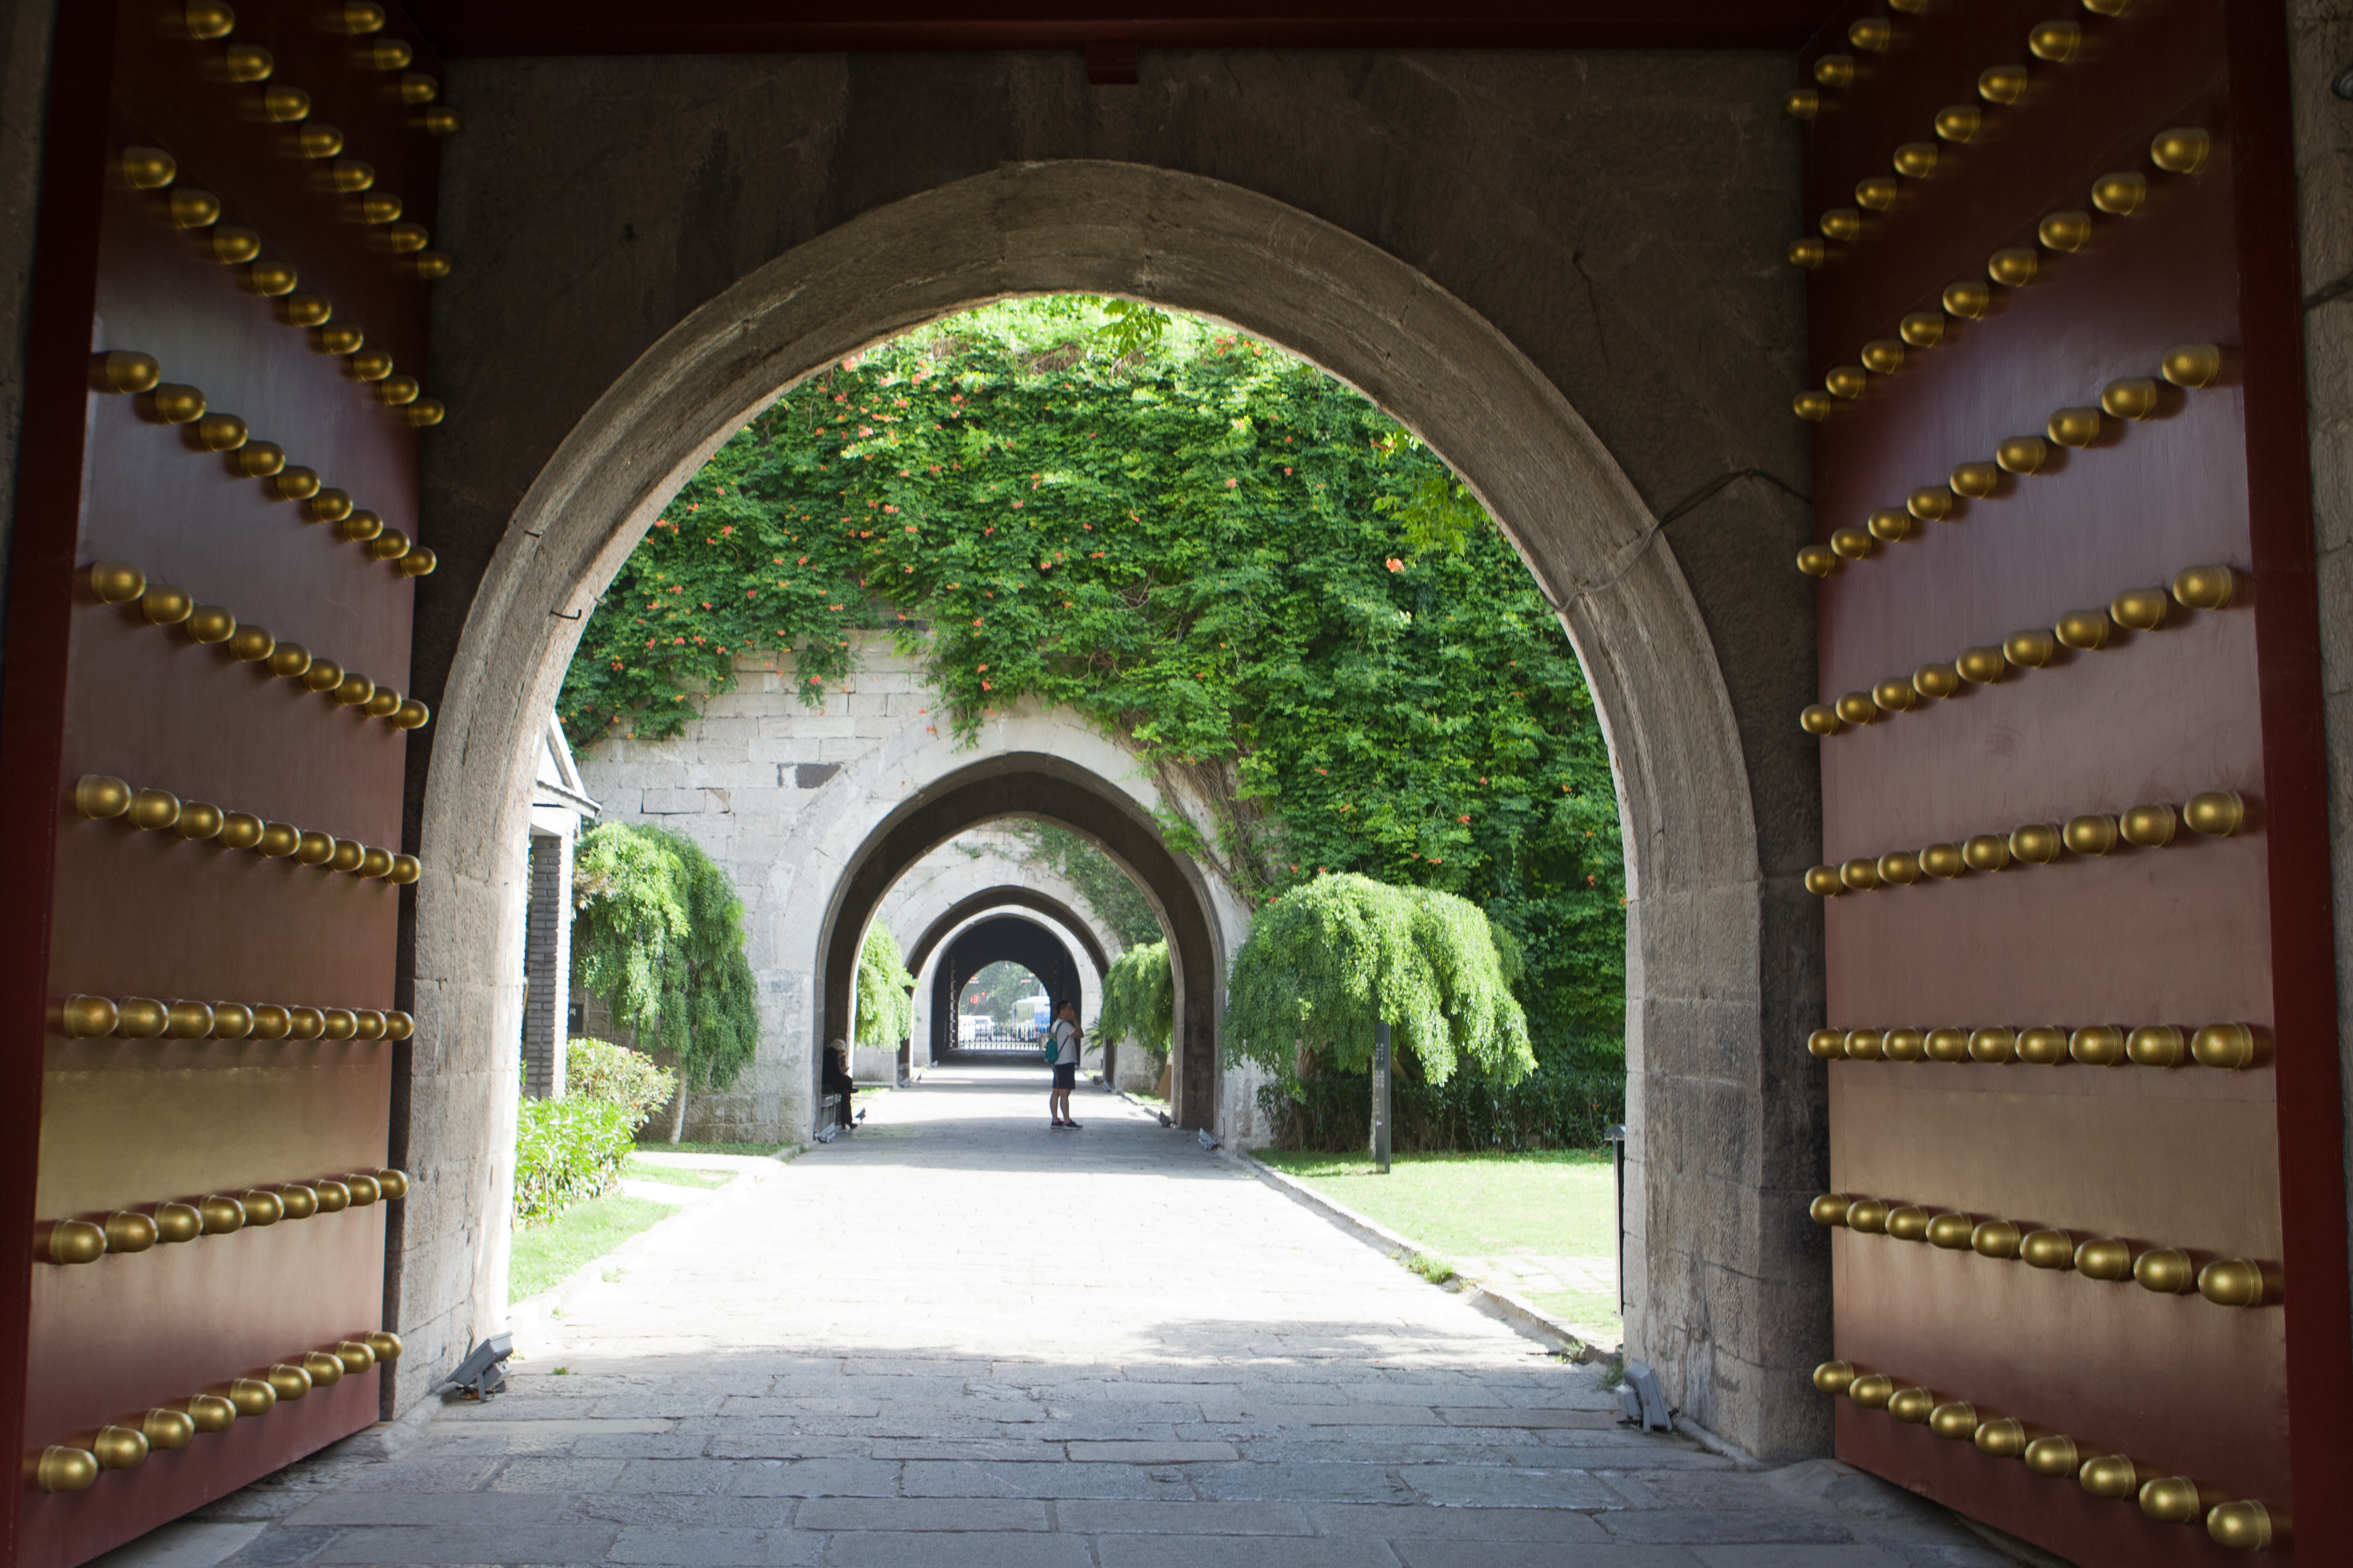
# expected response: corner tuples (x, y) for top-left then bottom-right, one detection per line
(907, 889), (1113, 1066)
(934, 913), (1085, 1050)
(407, 160), (1796, 1454)
(907, 888), (1113, 983)
(818, 753), (1223, 1130)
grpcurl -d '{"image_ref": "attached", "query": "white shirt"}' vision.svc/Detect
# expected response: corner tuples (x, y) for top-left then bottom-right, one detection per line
(1052, 1019), (1081, 1065)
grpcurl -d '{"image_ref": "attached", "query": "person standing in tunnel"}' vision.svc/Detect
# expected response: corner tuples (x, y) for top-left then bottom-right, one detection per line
(1048, 1001), (1083, 1130)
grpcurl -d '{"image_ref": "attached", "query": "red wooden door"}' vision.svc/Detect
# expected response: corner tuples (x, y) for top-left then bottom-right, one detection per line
(1795, 2), (2351, 1562)
(0, 4), (449, 1563)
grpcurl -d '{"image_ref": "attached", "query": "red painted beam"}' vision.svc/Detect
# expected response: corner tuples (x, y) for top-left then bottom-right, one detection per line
(401, 1), (1839, 56)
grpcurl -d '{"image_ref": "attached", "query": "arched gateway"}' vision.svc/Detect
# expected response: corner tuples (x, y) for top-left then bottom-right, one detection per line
(931, 915), (1085, 1049)
(407, 160), (1809, 1456)
(819, 754), (1224, 1126)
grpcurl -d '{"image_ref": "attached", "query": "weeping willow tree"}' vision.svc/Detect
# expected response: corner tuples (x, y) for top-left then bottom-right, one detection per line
(855, 924), (916, 1048)
(1223, 873), (1532, 1146)
(572, 823), (759, 1144)
(1095, 941), (1174, 1075)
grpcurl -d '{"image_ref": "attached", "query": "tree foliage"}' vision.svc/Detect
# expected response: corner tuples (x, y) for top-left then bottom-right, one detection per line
(855, 923), (916, 1046)
(1223, 873), (1533, 1095)
(571, 822), (759, 1096)
(960, 959), (1040, 1030)
(558, 298), (1626, 1067)
(1094, 940), (1174, 1065)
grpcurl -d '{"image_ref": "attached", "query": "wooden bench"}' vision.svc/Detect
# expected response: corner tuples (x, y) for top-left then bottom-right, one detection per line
(814, 1092), (866, 1143)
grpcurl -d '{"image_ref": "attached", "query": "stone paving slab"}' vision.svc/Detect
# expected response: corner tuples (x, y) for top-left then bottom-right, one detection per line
(147, 1068), (2018, 1568)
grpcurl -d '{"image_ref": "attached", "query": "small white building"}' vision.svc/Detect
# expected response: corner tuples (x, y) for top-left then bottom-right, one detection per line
(523, 715), (600, 1100)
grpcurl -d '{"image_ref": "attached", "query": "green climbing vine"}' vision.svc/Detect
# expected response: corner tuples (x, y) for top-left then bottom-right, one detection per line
(559, 298), (1626, 1070)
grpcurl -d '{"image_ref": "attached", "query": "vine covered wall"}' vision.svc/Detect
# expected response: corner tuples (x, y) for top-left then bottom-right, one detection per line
(559, 301), (1627, 1069)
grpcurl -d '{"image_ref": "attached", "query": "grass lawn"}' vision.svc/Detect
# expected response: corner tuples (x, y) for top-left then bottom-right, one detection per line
(623, 1159), (737, 1189)
(510, 1193), (681, 1303)
(635, 1140), (788, 1157)
(1252, 1148), (1622, 1341)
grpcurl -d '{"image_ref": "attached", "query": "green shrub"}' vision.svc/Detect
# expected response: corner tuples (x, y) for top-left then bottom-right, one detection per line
(565, 1037), (678, 1128)
(515, 1096), (637, 1225)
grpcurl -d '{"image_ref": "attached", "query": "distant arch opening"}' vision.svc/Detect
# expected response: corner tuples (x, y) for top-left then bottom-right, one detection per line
(819, 752), (1223, 1127)
(937, 918), (1080, 1057)
(906, 890), (1111, 1065)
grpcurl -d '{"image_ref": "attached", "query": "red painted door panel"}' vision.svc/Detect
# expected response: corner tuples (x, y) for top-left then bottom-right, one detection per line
(1, 4), (447, 1563)
(1797, 3), (2351, 1563)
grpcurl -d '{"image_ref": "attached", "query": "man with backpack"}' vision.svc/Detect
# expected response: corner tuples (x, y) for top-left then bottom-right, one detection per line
(1047, 1001), (1083, 1129)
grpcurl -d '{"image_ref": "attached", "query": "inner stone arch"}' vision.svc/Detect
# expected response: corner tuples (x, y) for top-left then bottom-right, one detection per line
(934, 913), (1086, 1045)
(904, 891), (1113, 1067)
(907, 888), (1114, 984)
(410, 158), (1791, 1451)
(817, 752), (1226, 1130)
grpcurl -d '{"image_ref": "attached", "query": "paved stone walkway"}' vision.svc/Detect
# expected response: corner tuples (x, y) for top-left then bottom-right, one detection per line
(164, 1067), (2016, 1567)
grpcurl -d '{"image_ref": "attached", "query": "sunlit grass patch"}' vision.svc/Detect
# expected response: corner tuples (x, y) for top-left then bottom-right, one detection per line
(1253, 1147), (1621, 1340)
(622, 1159), (737, 1189)
(510, 1193), (681, 1304)
(636, 1140), (787, 1157)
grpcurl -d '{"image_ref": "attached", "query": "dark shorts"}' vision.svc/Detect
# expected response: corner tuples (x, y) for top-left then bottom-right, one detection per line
(1053, 1062), (1077, 1090)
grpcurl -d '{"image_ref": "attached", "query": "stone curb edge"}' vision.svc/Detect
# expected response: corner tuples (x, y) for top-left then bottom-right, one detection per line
(1222, 1147), (1614, 1362)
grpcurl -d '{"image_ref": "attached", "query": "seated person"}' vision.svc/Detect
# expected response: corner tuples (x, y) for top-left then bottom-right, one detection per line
(822, 1038), (855, 1130)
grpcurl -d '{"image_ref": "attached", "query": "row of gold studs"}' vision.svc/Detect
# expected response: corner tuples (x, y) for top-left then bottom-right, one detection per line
(38, 1170), (410, 1265)
(84, 560), (431, 727)
(1811, 1193), (2271, 1308)
(188, 0), (420, 74)
(1795, 349), (2220, 580)
(53, 994), (415, 1042)
(34, 1328), (405, 1493)
(1812, 1359), (2277, 1552)
(110, 143), (448, 439)
(191, 22), (453, 136)
(1791, 2), (2132, 116)
(93, 349), (441, 574)
(168, 2), (458, 146)
(1807, 1022), (2258, 1071)
(116, 137), (451, 309)
(1787, 6), (2151, 270)
(1800, 565), (2232, 737)
(1807, 791), (2244, 896)
(1797, 141), (2202, 423)
(1795, 128), (2192, 286)
(71, 772), (419, 881)
(97, 346), (444, 530)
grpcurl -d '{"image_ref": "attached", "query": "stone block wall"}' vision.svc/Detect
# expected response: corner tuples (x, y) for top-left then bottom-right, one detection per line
(575, 638), (1247, 1145)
